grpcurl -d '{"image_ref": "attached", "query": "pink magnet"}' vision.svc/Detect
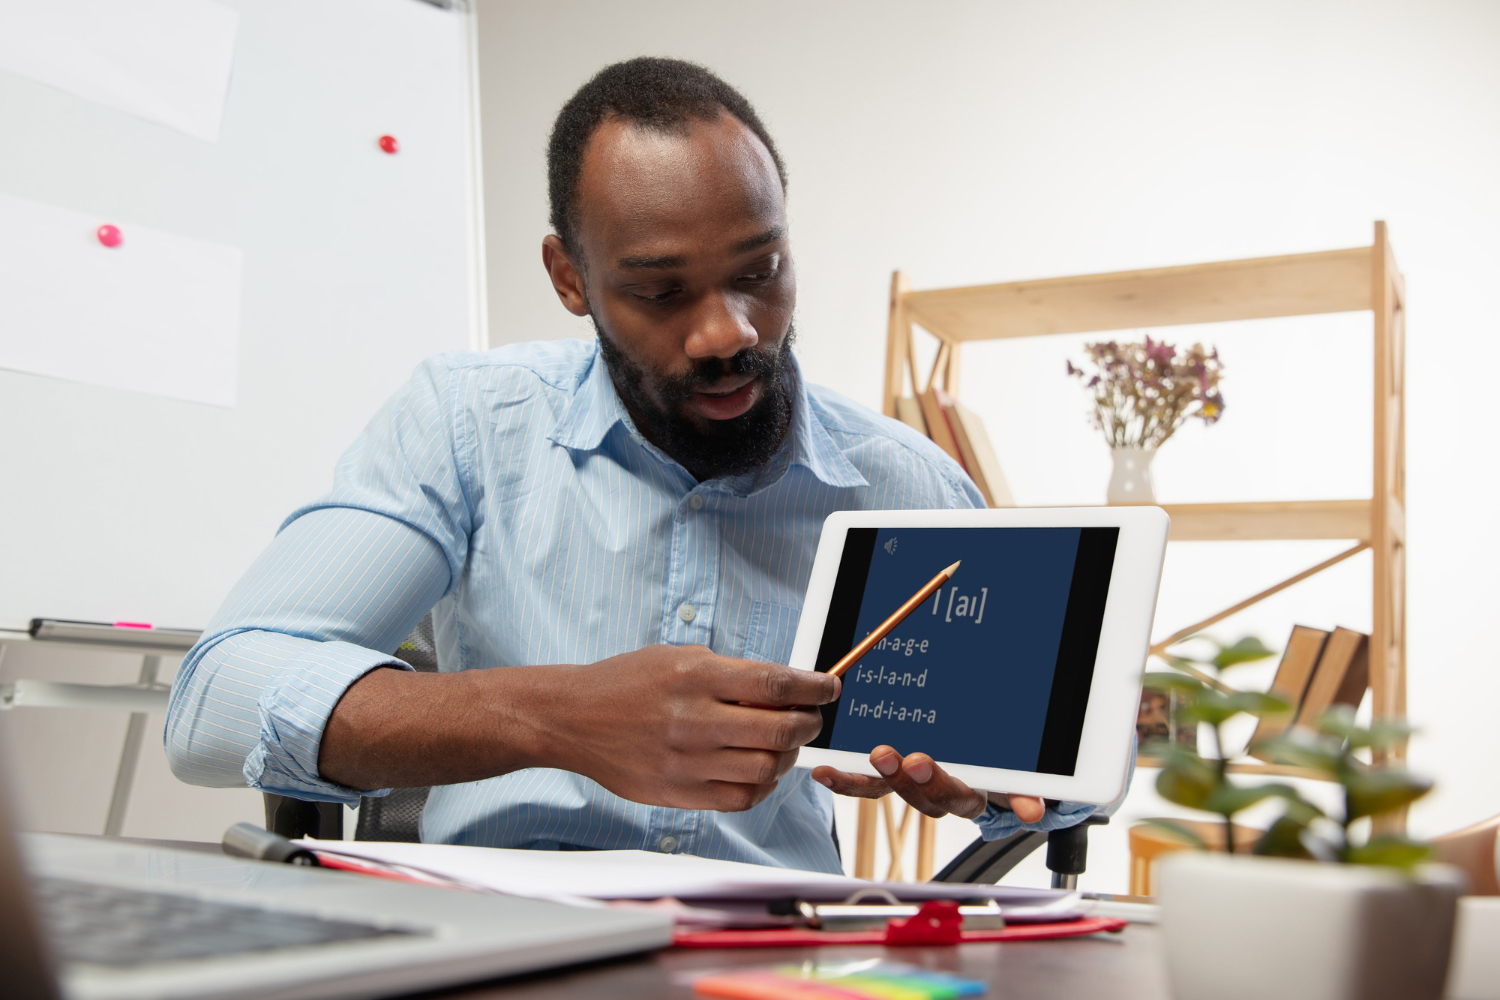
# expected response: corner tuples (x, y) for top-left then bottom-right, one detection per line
(96, 224), (123, 248)
(378, 135), (399, 154)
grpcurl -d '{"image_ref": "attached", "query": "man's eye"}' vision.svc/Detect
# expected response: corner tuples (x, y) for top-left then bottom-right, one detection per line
(740, 269), (777, 284)
(635, 287), (680, 303)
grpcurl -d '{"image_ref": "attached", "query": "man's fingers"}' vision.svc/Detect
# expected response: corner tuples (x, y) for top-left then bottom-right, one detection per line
(701, 781), (774, 813)
(705, 747), (800, 787)
(809, 741), (1050, 827)
(809, 766), (891, 799)
(998, 793), (1046, 824)
(713, 703), (824, 752)
(718, 661), (841, 708)
(876, 749), (987, 820)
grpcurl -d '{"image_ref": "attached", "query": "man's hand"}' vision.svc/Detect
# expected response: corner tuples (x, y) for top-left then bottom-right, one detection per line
(548, 645), (842, 812)
(551, 645), (840, 813)
(810, 745), (1045, 824)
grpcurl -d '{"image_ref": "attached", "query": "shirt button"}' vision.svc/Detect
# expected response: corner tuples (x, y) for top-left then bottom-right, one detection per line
(678, 603), (697, 623)
(658, 835), (679, 853)
(689, 494), (704, 510)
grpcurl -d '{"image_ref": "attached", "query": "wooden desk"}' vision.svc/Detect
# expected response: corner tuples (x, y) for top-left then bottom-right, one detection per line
(443, 926), (1169, 998)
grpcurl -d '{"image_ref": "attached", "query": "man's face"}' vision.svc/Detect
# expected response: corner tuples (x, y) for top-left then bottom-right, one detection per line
(542, 113), (797, 480)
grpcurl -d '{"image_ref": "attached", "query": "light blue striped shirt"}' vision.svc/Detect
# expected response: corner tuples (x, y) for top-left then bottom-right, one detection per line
(165, 340), (1097, 873)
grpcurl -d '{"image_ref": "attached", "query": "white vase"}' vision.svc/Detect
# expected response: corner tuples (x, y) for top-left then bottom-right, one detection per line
(1106, 446), (1156, 505)
(1157, 853), (1463, 1000)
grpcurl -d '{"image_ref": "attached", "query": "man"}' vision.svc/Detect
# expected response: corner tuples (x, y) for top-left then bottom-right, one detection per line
(166, 57), (1096, 873)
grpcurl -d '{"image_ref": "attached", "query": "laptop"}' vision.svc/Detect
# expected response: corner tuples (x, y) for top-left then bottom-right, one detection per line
(0, 763), (671, 1000)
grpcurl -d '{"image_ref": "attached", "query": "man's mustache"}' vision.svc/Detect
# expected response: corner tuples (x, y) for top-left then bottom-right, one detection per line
(660, 325), (796, 403)
(671, 348), (781, 393)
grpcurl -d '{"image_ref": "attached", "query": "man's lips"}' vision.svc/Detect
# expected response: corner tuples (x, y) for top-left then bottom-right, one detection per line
(687, 375), (760, 420)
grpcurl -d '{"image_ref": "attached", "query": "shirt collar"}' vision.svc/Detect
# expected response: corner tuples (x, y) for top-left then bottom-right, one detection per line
(550, 342), (868, 492)
(782, 359), (868, 490)
(548, 344), (629, 453)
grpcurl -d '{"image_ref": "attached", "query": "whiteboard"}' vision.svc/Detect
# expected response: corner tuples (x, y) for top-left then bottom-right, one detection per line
(0, 0), (485, 629)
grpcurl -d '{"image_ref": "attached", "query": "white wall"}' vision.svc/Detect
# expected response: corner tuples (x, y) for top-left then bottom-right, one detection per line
(477, 0), (1500, 891)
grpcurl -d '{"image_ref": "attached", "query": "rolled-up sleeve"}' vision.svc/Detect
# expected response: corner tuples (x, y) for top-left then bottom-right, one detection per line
(974, 797), (1100, 840)
(164, 358), (470, 804)
(971, 737), (1137, 840)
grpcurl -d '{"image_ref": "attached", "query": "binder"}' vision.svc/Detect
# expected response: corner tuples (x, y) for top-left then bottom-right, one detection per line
(674, 900), (1126, 947)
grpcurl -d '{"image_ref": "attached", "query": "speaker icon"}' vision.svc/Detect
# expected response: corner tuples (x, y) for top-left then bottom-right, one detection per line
(884, 537), (898, 555)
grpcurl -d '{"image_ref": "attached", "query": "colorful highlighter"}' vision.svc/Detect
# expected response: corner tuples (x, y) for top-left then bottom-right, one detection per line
(693, 961), (985, 1000)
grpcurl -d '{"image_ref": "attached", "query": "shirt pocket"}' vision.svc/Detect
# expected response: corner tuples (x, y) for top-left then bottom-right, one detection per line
(743, 601), (803, 665)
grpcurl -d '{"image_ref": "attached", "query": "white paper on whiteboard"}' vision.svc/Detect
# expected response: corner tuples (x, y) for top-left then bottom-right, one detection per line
(0, 193), (242, 407)
(0, 0), (238, 142)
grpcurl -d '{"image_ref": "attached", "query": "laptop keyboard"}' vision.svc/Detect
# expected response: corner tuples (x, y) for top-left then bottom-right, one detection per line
(37, 876), (423, 967)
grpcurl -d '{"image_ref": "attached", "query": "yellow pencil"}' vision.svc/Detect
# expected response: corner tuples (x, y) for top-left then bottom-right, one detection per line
(827, 560), (960, 679)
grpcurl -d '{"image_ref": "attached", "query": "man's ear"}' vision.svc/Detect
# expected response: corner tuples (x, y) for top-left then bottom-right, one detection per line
(541, 235), (590, 318)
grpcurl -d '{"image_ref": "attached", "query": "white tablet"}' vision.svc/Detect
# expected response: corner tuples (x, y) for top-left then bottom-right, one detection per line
(790, 507), (1169, 805)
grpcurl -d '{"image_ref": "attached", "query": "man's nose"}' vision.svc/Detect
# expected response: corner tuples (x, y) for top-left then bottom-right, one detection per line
(685, 292), (757, 360)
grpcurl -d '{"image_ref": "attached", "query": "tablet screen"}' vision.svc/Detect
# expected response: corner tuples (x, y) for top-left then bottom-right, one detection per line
(809, 526), (1118, 775)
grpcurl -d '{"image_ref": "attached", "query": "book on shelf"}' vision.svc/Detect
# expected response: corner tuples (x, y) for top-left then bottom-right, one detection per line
(945, 399), (1016, 508)
(916, 386), (965, 466)
(1295, 626), (1370, 727)
(1247, 624), (1329, 759)
(906, 387), (1014, 507)
(893, 396), (928, 436)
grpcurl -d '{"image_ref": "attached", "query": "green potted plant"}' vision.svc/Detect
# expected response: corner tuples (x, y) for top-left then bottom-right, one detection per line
(1143, 636), (1462, 1000)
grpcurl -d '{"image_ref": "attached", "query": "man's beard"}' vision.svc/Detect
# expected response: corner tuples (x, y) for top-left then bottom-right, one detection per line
(591, 316), (797, 481)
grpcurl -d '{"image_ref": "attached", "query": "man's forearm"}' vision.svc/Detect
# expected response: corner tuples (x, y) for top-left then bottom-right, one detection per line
(318, 664), (567, 791)
(317, 644), (840, 813)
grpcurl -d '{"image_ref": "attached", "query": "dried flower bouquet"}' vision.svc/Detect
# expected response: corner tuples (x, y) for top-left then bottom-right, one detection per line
(1067, 336), (1225, 450)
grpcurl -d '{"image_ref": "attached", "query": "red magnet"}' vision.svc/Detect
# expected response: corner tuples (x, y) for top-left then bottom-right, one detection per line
(378, 135), (399, 154)
(96, 224), (123, 248)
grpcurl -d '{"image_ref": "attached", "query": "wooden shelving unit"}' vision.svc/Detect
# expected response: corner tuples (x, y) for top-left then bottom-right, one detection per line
(853, 223), (1407, 880)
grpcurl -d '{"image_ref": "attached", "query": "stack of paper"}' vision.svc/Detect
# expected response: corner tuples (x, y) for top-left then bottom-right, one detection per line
(299, 839), (1066, 907)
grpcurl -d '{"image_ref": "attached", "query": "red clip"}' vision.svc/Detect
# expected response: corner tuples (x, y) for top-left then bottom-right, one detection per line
(883, 900), (964, 945)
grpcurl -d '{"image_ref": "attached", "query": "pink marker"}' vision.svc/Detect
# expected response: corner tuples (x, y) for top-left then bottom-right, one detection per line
(29, 620), (201, 650)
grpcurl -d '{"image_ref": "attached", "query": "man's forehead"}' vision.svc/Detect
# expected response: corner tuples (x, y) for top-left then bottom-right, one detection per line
(615, 225), (787, 271)
(575, 113), (786, 265)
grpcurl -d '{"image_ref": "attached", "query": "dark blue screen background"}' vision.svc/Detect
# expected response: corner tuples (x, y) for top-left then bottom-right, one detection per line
(827, 527), (1082, 771)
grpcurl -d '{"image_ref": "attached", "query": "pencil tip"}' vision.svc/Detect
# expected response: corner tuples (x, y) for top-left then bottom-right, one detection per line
(943, 560), (961, 576)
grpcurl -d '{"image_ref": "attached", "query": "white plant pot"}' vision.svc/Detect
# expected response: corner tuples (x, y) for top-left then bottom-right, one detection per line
(1107, 446), (1156, 505)
(1158, 853), (1463, 1000)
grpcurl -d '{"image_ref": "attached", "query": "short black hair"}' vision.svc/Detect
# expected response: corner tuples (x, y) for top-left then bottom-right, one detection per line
(547, 57), (787, 256)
